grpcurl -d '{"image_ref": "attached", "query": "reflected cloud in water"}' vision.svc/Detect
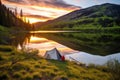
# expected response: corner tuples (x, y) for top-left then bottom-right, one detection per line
(24, 36), (120, 65)
(14, 31), (120, 65)
(25, 36), (78, 56)
(66, 52), (120, 65)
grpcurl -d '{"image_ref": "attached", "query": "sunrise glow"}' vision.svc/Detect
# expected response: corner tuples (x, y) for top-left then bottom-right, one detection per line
(26, 36), (77, 56)
(30, 36), (48, 42)
(31, 5), (74, 17)
(26, 17), (47, 23)
(3, 0), (120, 23)
(2, 0), (80, 23)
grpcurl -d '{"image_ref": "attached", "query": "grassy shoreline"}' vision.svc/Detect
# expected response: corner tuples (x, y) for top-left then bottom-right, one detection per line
(37, 27), (120, 34)
(0, 45), (120, 80)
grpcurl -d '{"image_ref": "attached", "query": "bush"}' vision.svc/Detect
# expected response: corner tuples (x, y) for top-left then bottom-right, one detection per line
(106, 59), (120, 80)
(0, 45), (14, 52)
(33, 74), (41, 80)
(0, 74), (9, 80)
(12, 63), (27, 71)
(13, 72), (22, 79)
(34, 65), (40, 68)
(0, 55), (4, 60)
(25, 76), (32, 80)
(60, 77), (68, 80)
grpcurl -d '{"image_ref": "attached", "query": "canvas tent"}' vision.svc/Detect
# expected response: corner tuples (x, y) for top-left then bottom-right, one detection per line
(44, 48), (62, 60)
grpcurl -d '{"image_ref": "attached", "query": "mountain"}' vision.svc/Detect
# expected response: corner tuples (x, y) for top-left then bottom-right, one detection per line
(35, 3), (120, 30)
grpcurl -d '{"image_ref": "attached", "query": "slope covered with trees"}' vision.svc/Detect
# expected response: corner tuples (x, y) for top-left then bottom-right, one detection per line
(0, 0), (32, 30)
(35, 3), (120, 31)
(0, 0), (33, 45)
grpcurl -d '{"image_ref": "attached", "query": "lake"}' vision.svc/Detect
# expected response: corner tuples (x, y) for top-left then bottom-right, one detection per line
(13, 31), (120, 65)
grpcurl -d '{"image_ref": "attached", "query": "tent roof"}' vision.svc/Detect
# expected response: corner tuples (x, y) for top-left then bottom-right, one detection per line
(44, 48), (62, 60)
(46, 48), (60, 54)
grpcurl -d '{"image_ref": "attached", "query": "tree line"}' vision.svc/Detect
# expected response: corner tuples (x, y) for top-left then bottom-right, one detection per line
(0, 0), (34, 31)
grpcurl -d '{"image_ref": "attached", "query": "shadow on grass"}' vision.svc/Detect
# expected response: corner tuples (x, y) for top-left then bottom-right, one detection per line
(48, 59), (68, 71)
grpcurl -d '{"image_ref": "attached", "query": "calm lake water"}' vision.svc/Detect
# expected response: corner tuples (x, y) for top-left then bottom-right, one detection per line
(14, 31), (120, 65)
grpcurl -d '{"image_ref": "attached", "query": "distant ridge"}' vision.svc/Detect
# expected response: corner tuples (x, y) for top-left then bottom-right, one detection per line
(35, 3), (120, 30)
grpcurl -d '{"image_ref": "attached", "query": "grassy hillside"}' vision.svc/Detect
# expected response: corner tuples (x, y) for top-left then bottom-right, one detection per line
(0, 25), (12, 45)
(35, 3), (120, 31)
(1, 45), (120, 80)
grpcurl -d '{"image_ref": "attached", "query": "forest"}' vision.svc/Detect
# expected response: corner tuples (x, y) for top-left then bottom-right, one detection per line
(0, 0), (34, 45)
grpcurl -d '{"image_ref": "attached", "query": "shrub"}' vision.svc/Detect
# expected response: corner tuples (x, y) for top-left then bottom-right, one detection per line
(106, 59), (120, 80)
(34, 64), (40, 68)
(0, 45), (13, 52)
(33, 74), (41, 80)
(19, 70), (26, 75)
(60, 77), (68, 80)
(24, 76), (32, 80)
(13, 72), (22, 79)
(0, 55), (4, 60)
(12, 63), (27, 71)
(0, 74), (9, 80)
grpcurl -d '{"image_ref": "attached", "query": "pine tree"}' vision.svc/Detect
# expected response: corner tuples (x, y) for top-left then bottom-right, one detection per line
(32, 24), (35, 31)
(20, 9), (23, 18)
(15, 8), (17, 16)
(0, 2), (31, 30)
(0, 0), (2, 5)
(24, 17), (26, 23)
(28, 19), (30, 24)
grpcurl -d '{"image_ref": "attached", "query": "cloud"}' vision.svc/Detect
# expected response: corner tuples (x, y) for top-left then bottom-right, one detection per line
(24, 14), (52, 19)
(2, 0), (80, 23)
(4, 0), (80, 10)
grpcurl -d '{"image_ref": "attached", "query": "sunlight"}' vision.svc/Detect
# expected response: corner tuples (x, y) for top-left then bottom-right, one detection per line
(3, 1), (79, 23)
(31, 6), (72, 18)
(31, 6), (70, 13)
(26, 36), (77, 56)
(26, 17), (47, 23)
(30, 36), (48, 42)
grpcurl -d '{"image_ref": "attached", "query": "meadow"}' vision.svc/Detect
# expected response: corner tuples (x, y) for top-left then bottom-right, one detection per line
(0, 45), (120, 80)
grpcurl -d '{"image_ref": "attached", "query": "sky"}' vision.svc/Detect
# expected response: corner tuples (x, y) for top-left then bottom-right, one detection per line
(2, 0), (120, 23)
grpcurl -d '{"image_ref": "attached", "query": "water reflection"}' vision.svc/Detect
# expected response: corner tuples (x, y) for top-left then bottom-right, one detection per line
(66, 52), (120, 65)
(25, 36), (78, 56)
(11, 32), (31, 48)
(11, 32), (120, 65)
(35, 32), (120, 56)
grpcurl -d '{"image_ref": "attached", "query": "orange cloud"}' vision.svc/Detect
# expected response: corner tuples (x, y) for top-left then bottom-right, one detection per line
(2, 0), (80, 23)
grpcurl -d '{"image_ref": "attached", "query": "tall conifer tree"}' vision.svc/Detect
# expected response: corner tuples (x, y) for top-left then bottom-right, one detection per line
(15, 8), (17, 16)
(20, 9), (23, 18)
(0, 0), (2, 5)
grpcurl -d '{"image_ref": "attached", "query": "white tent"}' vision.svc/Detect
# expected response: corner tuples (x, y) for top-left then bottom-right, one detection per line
(44, 48), (62, 60)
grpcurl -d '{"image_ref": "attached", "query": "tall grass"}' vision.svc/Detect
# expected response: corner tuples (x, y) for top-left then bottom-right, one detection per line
(0, 45), (14, 52)
(0, 45), (114, 80)
(106, 59), (120, 80)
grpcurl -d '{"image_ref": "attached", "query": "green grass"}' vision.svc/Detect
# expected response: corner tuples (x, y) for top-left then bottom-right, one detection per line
(106, 59), (120, 80)
(0, 45), (14, 52)
(0, 25), (12, 45)
(0, 25), (8, 31)
(0, 45), (118, 80)
(38, 17), (120, 33)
